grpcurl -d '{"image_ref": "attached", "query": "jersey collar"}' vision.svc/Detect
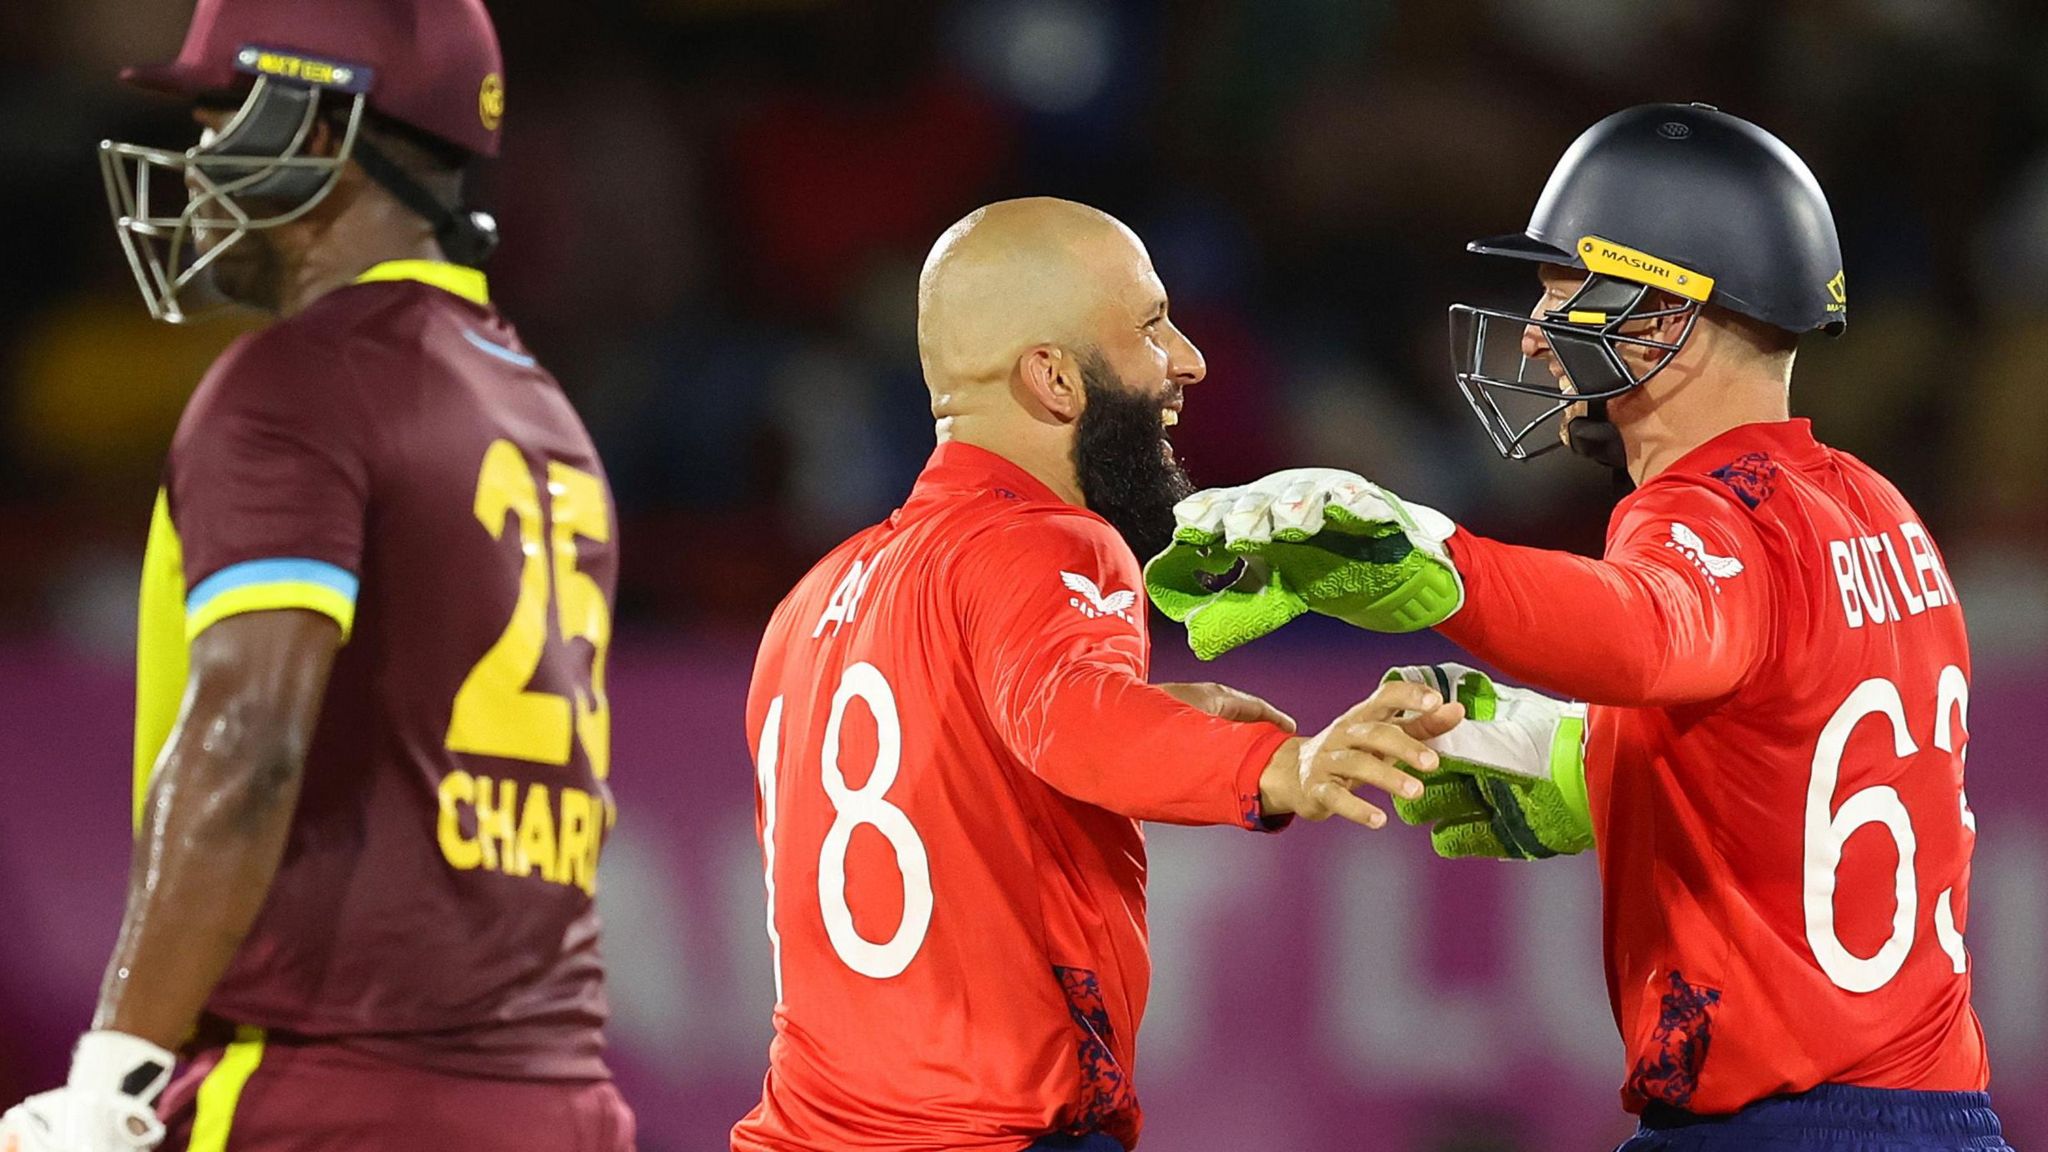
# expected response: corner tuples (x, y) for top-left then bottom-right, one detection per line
(907, 441), (1068, 509)
(354, 259), (490, 306)
(1663, 418), (1826, 477)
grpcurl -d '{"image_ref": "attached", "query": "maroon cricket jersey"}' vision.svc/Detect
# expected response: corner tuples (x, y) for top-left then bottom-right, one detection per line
(134, 261), (618, 1079)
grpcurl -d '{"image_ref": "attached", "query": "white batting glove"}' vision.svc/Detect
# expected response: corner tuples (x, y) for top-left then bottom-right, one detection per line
(0, 1033), (175, 1152)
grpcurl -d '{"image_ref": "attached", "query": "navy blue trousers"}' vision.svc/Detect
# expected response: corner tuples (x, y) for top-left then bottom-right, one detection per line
(1616, 1085), (2011, 1152)
(1025, 1135), (1124, 1152)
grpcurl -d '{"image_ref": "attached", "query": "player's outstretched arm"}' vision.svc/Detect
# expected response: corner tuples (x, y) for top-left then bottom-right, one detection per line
(1433, 480), (1774, 706)
(962, 510), (1441, 830)
(1145, 469), (1465, 660)
(1156, 682), (1297, 734)
(1, 611), (340, 1152)
(1257, 677), (1464, 828)
(1147, 468), (1773, 708)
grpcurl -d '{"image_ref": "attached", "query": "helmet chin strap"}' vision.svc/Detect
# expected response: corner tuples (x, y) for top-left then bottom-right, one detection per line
(1565, 399), (1635, 492)
(350, 133), (499, 267)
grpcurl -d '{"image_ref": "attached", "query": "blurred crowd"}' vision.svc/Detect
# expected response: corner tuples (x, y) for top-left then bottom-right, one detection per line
(2, 0), (2044, 656)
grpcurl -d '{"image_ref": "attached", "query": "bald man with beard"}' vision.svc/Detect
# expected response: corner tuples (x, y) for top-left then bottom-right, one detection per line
(733, 199), (1465, 1152)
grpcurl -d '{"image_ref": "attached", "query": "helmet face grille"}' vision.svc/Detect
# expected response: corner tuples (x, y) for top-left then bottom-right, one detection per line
(1447, 274), (1699, 460)
(97, 76), (364, 323)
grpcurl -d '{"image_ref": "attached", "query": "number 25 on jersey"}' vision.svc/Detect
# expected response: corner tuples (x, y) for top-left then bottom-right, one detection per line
(446, 439), (613, 775)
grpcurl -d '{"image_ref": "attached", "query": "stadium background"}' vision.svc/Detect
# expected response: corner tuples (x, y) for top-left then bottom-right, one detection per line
(2, 1), (2045, 1149)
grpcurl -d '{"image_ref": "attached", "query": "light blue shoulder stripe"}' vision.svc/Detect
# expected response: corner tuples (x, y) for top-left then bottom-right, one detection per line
(187, 558), (360, 612)
(463, 328), (537, 367)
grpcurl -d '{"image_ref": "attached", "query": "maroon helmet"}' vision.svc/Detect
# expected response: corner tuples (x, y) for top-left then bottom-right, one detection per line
(100, 0), (506, 322)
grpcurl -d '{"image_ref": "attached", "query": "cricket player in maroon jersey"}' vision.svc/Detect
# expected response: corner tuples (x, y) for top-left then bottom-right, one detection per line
(737, 197), (1466, 1152)
(1151, 105), (2010, 1151)
(0, 3), (632, 1150)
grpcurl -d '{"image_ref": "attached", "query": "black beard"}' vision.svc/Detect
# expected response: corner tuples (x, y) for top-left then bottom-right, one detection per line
(201, 227), (287, 313)
(1072, 354), (1193, 561)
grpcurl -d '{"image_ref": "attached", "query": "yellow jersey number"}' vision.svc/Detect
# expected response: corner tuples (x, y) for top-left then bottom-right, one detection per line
(445, 439), (612, 777)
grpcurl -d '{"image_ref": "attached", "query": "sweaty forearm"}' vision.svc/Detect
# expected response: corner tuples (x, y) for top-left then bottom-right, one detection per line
(96, 710), (307, 1049)
(94, 612), (338, 1050)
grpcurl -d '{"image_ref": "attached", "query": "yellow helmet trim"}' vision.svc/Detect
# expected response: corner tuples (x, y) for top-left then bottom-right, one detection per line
(1577, 236), (1714, 303)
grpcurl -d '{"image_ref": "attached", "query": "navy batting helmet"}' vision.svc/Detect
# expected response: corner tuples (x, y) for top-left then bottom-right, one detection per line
(1449, 103), (1845, 462)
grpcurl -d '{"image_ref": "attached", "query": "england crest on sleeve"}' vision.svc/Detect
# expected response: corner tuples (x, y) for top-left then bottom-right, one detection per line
(1666, 522), (1744, 588)
(1062, 571), (1137, 624)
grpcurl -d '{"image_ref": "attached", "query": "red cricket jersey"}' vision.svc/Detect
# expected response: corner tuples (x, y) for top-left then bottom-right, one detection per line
(735, 442), (1292, 1151)
(1440, 419), (1988, 1114)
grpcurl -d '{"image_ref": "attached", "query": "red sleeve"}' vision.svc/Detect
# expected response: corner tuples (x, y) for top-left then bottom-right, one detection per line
(1437, 477), (1776, 707)
(168, 326), (375, 587)
(954, 508), (1293, 829)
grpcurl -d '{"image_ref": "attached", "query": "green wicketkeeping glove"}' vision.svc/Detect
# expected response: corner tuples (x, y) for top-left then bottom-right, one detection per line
(1141, 545), (1310, 662)
(1144, 469), (1464, 660)
(1383, 663), (1593, 860)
